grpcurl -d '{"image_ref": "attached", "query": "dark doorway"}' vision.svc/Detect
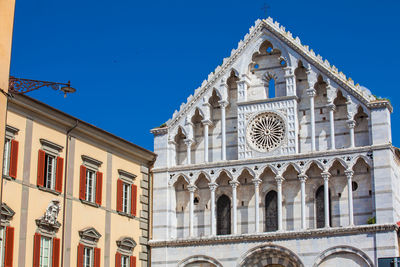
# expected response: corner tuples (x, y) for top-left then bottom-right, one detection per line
(316, 185), (331, 228)
(265, 190), (278, 231)
(217, 194), (231, 235)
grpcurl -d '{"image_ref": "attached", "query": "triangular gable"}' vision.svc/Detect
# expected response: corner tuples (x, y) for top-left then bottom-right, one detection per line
(155, 17), (390, 132)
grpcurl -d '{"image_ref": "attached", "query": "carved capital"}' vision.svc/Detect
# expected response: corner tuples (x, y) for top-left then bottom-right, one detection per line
(346, 120), (356, 129)
(202, 119), (213, 126)
(344, 169), (354, 179)
(298, 174), (308, 183)
(184, 139), (194, 147)
(326, 103), (336, 112)
(229, 180), (240, 189)
(275, 175), (285, 185)
(187, 185), (197, 193)
(208, 182), (218, 192)
(252, 178), (262, 187)
(306, 88), (316, 98)
(218, 100), (229, 109)
(321, 171), (331, 181)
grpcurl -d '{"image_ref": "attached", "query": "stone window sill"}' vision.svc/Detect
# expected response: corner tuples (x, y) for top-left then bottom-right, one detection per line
(2, 175), (13, 181)
(117, 211), (135, 219)
(38, 186), (61, 196)
(80, 199), (100, 208)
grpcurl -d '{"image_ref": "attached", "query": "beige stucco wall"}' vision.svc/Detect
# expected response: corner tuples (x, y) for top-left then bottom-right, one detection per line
(0, 0), (16, 199)
(3, 97), (154, 267)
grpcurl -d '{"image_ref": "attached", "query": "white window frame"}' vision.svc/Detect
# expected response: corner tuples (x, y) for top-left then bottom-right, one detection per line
(44, 153), (56, 190)
(85, 169), (96, 203)
(122, 183), (131, 214)
(121, 255), (130, 267)
(83, 246), (94, 267)
(0, 226), (5, 267)
(2, 139), (11, 177)
(39, 236), (52, 267)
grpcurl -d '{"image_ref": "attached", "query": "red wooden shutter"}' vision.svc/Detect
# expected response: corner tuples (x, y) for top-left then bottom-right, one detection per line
(52, 238), (60, 267)
(131, 184), (137, 216)
(94, 248), (101, 267)
(4, 227), (14, 267)
(117, 179), (123, 212)
(33, 233), (41, 267)
(55, 157), (64, 193)
(9, 140), (18, 179)
(37, 150), (45, 187)
(95, 172), (103, 206)
(79, 165), (87, 200)
(130, 256), (136, 267)
(77, 244), (84, 267)
(115, 252), (122, 267)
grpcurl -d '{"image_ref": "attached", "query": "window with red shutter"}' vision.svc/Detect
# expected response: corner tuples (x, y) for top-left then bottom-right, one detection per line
(77, 244), (84, 267)
(79, 165), (87, 200)
(37, 150), (45, 187)
(55, 157), (64, 193)
(117, 179), (123, 212)
(115, 252), (122, 267)
(9, 140), (18, 179)
(4, 227), (14, 267)
(130, 256), (136, 267)
(33, 233), (41, 267)
(131, 184), (137, 216)
(94, 248), (101, 267)
(52, 238), (60, 267)
(95, 172), (103, 206)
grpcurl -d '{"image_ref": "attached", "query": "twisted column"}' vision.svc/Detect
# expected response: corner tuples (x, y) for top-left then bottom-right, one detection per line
(345, 169), (354, 225)
(252, 178), (262, 233)
(229, 180), (240, 234)
(298, 174), (308, 230)
(321, 171), (331, 228)
(208, 182), (218, 235)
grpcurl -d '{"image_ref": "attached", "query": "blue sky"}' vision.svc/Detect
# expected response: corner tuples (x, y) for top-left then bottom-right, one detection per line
(10, 0), (400, 150)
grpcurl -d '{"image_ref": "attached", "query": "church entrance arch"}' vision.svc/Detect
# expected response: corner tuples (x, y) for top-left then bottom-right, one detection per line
(265, 190), (278, 231)
(238, 244), (304, 267)
(217, 194), (231, 235)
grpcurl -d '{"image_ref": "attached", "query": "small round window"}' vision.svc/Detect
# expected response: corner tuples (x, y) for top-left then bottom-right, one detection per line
(254, 64), (259, 69)
(266, 46), (273, 54)
(280, 59), (287, 67)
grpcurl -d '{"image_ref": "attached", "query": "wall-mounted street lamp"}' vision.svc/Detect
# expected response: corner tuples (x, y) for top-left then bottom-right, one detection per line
(7, 76), (76, 97)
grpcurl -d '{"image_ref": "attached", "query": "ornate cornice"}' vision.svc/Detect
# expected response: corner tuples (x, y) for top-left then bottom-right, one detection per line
(368, 100), (393, 112)
(149, 223), (398, 248)
(151, 127), (168, 136)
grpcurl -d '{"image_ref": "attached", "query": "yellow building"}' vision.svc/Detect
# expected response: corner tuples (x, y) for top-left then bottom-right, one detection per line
(1, 93), (156, 267)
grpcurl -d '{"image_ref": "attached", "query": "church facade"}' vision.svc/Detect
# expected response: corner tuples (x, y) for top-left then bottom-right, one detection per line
(150, 18), (399, 267)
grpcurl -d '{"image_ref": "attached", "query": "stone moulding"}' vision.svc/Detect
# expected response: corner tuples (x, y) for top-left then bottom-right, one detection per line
(148, 223), (398, 248)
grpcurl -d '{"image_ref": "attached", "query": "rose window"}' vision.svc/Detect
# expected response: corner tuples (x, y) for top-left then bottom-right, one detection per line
(247, 112), (286, 152)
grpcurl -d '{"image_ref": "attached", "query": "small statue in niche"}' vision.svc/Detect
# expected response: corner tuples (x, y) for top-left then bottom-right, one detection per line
(43, 199), (60, 225)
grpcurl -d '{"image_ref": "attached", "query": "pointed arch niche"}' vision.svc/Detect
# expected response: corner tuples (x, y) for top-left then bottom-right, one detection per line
(208, 90), (222, 162)
(174, 127), (187, 166)
(174, 175), (189, 238)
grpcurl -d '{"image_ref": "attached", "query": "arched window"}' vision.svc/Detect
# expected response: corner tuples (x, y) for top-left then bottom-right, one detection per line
(316, 185), (331, 228)
(265, 191), (278, 232)
(268, 78), (275, 98)
(217, 195), (231, 235)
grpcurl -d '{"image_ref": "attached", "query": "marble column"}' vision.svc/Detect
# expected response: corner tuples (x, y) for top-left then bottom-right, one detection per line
(345, 169), (354, 226)
(307, 88), (317, 152)
(321, 171), (331, 228)
(202, 120), (212, 162)
(276, 175), (284, 231)
(208, 182), (218, 236)
(327, 103), (336, 150)
(219, 100), (228, 161)
(229, 180), (240, 235)
(252, 178), (262, 233)
(298, 174), (308, 230)
(187, 185), (197, 237)
(184, 139), (193, 165)
(347, 119), (356, 148)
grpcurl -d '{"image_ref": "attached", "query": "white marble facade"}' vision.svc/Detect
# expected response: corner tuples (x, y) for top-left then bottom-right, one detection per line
(150, 18), (400, 267)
